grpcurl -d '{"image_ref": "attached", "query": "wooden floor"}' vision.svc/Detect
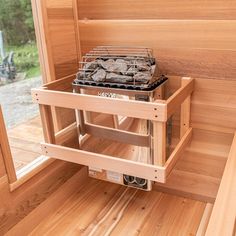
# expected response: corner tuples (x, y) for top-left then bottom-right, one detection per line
(29, 178), (206, 236)
(7, 116), (43, 171)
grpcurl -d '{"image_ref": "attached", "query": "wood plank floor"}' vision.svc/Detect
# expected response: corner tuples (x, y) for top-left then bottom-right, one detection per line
(7, 116), (43, 171)
(29, 178), (206, 236)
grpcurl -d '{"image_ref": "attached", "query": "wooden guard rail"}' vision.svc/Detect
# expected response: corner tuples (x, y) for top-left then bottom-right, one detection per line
(32, 77), (194, 183)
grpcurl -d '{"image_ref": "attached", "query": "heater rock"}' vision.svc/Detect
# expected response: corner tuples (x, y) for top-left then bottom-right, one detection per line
(99, 59), (128, 73)
(77, 71), (92, 80)
(133, 71), (151, 83)
(76, 47), (158, 88)
(106, 73), (133, 83)
(126, 67), (138, 76)
(99, 59), (115, 71)
(115, 59), (128, 73)
(91, 69), (106, 82)
(137, 63), (150, 71)
(84, 61), (99, 71)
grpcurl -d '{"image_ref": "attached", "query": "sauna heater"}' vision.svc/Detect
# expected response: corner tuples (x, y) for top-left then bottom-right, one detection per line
(73, 46), (168, 191)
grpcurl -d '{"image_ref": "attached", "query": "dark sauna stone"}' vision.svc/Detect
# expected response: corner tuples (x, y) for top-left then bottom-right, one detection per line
(91, 69), (106, 82)
(126, 67), (138, 76)
(84, 61), (99, 70)
(136, 61), (151, 71)
(77, 71), (92, 80)
(99, 59), (128, 73)
(133, 71), (152, 83)
(99, 59), (115, 71)
(106, 73), (133, 83)
(115, 59), (128, 73)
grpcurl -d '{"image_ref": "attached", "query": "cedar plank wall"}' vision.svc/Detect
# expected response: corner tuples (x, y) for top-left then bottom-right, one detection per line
(77, 0), (236, 134)
(45, 0), (79, 79)
(38, 0), (79, 130)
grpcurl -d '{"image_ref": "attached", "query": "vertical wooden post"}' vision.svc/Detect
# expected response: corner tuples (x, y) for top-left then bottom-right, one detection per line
(0, 106), (17, 183)
(153, 121), (166, 166)
(112, 115), (119, 129)
(152, 83), (166, 166)
(180, 77), (191, 138)
(75, 110), (86, 135)
(39, 105), (55, 144)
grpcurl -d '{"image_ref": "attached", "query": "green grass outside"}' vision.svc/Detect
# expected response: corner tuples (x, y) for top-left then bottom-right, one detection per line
(3, 43), (40, 79)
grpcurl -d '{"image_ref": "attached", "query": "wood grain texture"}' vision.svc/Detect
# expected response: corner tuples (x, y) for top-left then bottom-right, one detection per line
(206, 133), (236, 236)
(48, 120), (232, 202)
(166, 78), (194, 118)
(191, 78), (236, 133)
(0, 161), (81, 235)
(0, 149), (6, 178)
(33, 0), (79, 131)
(39, 105), (55, 143)
(6, 167), (88, 236)
(27, 179), (205, 235)
(154, 128), (233, 202)
(0, 106), (17, 182)
(32, 88), (167, 122)
(157, 49), (236, 80)
(196, 203), (213, 236)
(31, 0), (55, 83)
(180, 78), (191, 137)
(7, 116), (43, 171)
(46, 0), (78, 79)
(79, 22), (236, 80)
(77, 0), (236, 20)
(167, 76), (236, 134)
(79, 20), (236, 50)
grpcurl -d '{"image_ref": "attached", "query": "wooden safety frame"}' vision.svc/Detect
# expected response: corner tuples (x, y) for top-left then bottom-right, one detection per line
(32, 77), (194, 183)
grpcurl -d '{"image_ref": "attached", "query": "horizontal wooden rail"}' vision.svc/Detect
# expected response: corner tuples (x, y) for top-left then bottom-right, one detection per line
(42, 74), (76, 90)
(41, 143), (165, 182)
(32, 88), (167, 121)
(84, 123), (150, 147)
(55, 122), (78, 145)
(40, 126), (193, 184)
(166, 77), (194, 119)
(206, 132), (236, 236)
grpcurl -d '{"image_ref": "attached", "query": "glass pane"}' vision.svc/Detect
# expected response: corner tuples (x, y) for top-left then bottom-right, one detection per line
(0, 0), (43, 172)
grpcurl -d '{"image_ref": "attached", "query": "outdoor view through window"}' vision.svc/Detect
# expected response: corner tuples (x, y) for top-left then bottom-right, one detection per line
(0, 0), (43, 173)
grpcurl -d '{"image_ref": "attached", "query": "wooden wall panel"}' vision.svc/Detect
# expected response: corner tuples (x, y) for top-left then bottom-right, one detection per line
(46, 1), (78, 79)
(79, 20), (236, 51)
(191, 79), (236, 133)
(77, 0), (236, 20)
(47, 17), (78, 78)
(81, 46), (236, 80)
(46, 0), (72, 8)
(168, 77), (236, 134)
(79, 19), (236, 80)
(35, 0), (79, 130)
(155, 49), (236, 80)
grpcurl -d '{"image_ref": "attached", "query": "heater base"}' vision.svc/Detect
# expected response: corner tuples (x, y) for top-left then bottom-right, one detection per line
(89, 167), (152, 191)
